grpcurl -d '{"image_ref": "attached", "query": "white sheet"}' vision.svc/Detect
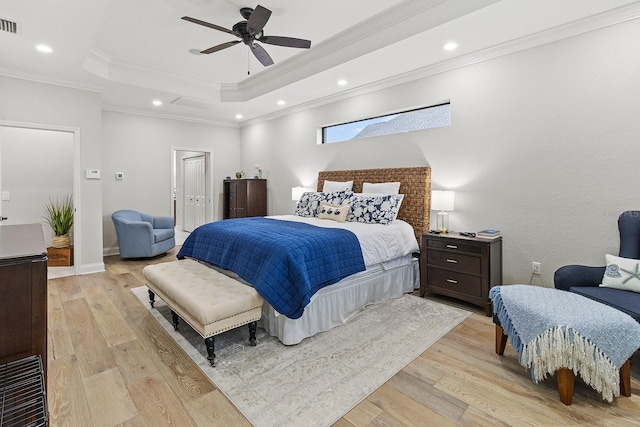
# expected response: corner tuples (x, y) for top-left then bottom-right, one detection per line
(270, 215), (419, 266)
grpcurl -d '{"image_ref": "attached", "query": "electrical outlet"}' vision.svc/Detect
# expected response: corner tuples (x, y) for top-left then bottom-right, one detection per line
(532, 262), (541, 275)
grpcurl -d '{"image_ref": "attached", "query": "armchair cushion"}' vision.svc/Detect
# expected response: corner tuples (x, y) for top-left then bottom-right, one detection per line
(569, 287), (640, 322)
(112, 209), (175, 258)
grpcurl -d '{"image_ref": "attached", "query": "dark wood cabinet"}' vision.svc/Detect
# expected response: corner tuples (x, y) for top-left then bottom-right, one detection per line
(0, 224), (48, 376)
(420, 232), (502, 315)
(223, 179), (267, 219)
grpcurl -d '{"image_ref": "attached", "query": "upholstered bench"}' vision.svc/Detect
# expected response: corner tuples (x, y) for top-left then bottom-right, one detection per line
(142, 259), (264, 367)
(490, 285), (640, 405)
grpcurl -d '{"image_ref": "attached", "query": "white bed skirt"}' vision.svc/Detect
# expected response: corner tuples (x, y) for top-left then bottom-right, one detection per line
(260, 256), (419, 345)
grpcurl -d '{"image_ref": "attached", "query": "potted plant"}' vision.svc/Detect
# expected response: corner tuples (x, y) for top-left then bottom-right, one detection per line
(43, 195), (74, 266)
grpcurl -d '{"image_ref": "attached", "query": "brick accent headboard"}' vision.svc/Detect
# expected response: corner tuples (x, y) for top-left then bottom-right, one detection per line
(317, 167), (431, 245)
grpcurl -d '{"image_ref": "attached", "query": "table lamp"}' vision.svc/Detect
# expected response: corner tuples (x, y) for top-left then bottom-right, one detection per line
(431, 190), (455, 233)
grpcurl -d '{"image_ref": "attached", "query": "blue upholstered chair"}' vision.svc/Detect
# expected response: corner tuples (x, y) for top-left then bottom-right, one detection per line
(112, 210), (175, 258)
(554, 210), (640, 322)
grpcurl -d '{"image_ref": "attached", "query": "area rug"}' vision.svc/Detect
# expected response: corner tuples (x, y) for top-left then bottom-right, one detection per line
(132, 286), (471, 427)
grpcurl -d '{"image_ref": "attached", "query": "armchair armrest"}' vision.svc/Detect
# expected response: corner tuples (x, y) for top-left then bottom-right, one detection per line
(554, 265), (605, 291)
(117, 220), (155, 246)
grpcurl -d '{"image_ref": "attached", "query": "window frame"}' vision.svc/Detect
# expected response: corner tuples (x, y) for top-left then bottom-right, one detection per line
(320, 101), (451, 144)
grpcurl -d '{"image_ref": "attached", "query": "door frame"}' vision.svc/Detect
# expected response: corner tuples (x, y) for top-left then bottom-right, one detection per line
(0, 120), (81, 274)
(170, 147), (213, 231)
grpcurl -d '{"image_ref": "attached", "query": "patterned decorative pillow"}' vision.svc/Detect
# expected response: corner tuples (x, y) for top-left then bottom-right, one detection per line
(600, 254), (640, 293)
(318, 202), (350, 223)
(346, 194), (404, 225)
(294, 190), (354, 217)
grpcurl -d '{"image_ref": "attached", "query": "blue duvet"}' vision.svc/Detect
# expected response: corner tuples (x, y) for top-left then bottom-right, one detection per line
(177, 217), (365, 319)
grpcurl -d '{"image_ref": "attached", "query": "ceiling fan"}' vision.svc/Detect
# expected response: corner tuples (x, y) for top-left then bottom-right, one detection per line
(182, 5), (312, 67)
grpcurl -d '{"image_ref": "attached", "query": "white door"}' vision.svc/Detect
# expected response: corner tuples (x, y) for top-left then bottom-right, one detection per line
(182, 155), (206, 232)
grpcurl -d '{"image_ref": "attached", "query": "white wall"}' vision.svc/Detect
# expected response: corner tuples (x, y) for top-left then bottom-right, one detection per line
(240, 19), (640, 286)
(0, 76), (104, 274)
(101, 111), (241, 254)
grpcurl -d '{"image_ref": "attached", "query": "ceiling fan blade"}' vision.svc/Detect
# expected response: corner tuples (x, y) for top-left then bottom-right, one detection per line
(200, 40), (241, 54)
(250, 43), (274, 66)
(259, 35), (311, 49)
(246, 5), (271, 35)
(181, 16), (236, 36)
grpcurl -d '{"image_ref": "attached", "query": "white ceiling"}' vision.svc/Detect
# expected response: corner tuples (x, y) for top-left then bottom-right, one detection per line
(1, 0), (639, 126)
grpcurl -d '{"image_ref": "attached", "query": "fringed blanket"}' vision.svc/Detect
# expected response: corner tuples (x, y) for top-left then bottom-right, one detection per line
(490, 285), (640, 402)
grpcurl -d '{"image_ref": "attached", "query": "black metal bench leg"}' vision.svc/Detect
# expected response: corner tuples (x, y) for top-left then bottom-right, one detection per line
(171, 310), (179, 331)
(248, 321), (257, 346)
(205, 336), (215, 367)
(148, 289), (155, 308)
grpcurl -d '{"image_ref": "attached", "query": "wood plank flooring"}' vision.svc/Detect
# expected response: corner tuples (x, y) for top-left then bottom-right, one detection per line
(46, 248), (640, 426)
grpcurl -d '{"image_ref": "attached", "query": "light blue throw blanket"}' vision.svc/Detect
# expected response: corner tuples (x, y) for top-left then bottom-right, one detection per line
(490, 285), (640, 402)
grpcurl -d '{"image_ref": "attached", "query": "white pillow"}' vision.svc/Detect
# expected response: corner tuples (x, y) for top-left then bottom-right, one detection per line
(322, 180), (353, 193)
(599, 254), (640, 293)
(362, 182), (401, 195)
(318, 202), (350, 223)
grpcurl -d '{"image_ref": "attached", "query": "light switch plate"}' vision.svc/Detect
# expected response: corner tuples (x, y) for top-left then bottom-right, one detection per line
(86, 169), (101, 179)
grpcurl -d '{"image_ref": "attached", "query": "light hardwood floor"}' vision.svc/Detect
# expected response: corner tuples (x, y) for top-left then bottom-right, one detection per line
(47, 248), (640, 426)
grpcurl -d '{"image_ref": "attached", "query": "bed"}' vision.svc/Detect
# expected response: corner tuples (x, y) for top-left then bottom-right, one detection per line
(178, 167), (431, 344)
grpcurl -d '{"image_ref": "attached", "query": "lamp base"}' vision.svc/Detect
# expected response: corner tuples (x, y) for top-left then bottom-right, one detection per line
(437, 211), (449, 233)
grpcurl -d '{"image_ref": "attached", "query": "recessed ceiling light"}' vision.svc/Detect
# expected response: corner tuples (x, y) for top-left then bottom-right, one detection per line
(36, 44), (53, 53)
(277, 100), (285, 106)
(443, 42), (458, 51)
(152, 100), (162, 106)
(337, 79), (347, 86)
(235, 114), (243, 119)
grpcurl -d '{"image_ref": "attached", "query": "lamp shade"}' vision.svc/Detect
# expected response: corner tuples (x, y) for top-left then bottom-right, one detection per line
(431, 190), (455, 211)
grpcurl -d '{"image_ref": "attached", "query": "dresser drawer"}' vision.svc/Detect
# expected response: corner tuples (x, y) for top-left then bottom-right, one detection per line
(426, 238), (481, 255)
(426, 249), (481, 274)
(426, 267), (483, 297)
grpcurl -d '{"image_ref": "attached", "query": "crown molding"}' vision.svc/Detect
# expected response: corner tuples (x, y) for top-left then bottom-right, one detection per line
(240, 2), (640, 127)
(101, 104), (238, 128)
(0, 68), (105, 93)
(221, 0), (499, 102)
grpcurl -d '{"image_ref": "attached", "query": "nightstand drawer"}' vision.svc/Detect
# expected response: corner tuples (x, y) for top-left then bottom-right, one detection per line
(426, 250), (481, 274)
(426, 239), (481, 255)
(426, 268), (483, 297)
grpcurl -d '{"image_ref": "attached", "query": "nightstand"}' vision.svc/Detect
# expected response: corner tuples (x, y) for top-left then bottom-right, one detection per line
(420, 232), (502, 315)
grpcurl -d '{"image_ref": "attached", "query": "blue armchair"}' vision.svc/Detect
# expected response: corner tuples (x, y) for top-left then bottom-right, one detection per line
(554, 211), (640, 322)
(112, 210), (175, 258)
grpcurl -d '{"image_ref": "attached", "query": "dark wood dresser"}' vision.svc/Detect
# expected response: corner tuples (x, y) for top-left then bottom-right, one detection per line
(420, 232), (502, 315)
(0, 224), (48, 376)
(223, 179), (267, 219)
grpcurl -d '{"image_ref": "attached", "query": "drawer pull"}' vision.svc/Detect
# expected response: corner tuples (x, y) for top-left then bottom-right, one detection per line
(446, 259), (458, 264)
(446, 279), (458, 284)
(446, 244), (458, 249)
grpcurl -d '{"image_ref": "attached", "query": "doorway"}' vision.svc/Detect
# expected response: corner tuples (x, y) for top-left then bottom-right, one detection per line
(0, 122), (79, 276)
(171, 148), (213, 234)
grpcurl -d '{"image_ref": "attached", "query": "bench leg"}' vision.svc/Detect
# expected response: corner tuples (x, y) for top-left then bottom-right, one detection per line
(171, 310), (179, 331)
(495, 324), (508, 355)
(556, 368), (575, 405)
(248, 321), (257, 346)
(620, 359), (631, 397)
(205, 336), (215, 367)
(148, 290), (155, 308)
